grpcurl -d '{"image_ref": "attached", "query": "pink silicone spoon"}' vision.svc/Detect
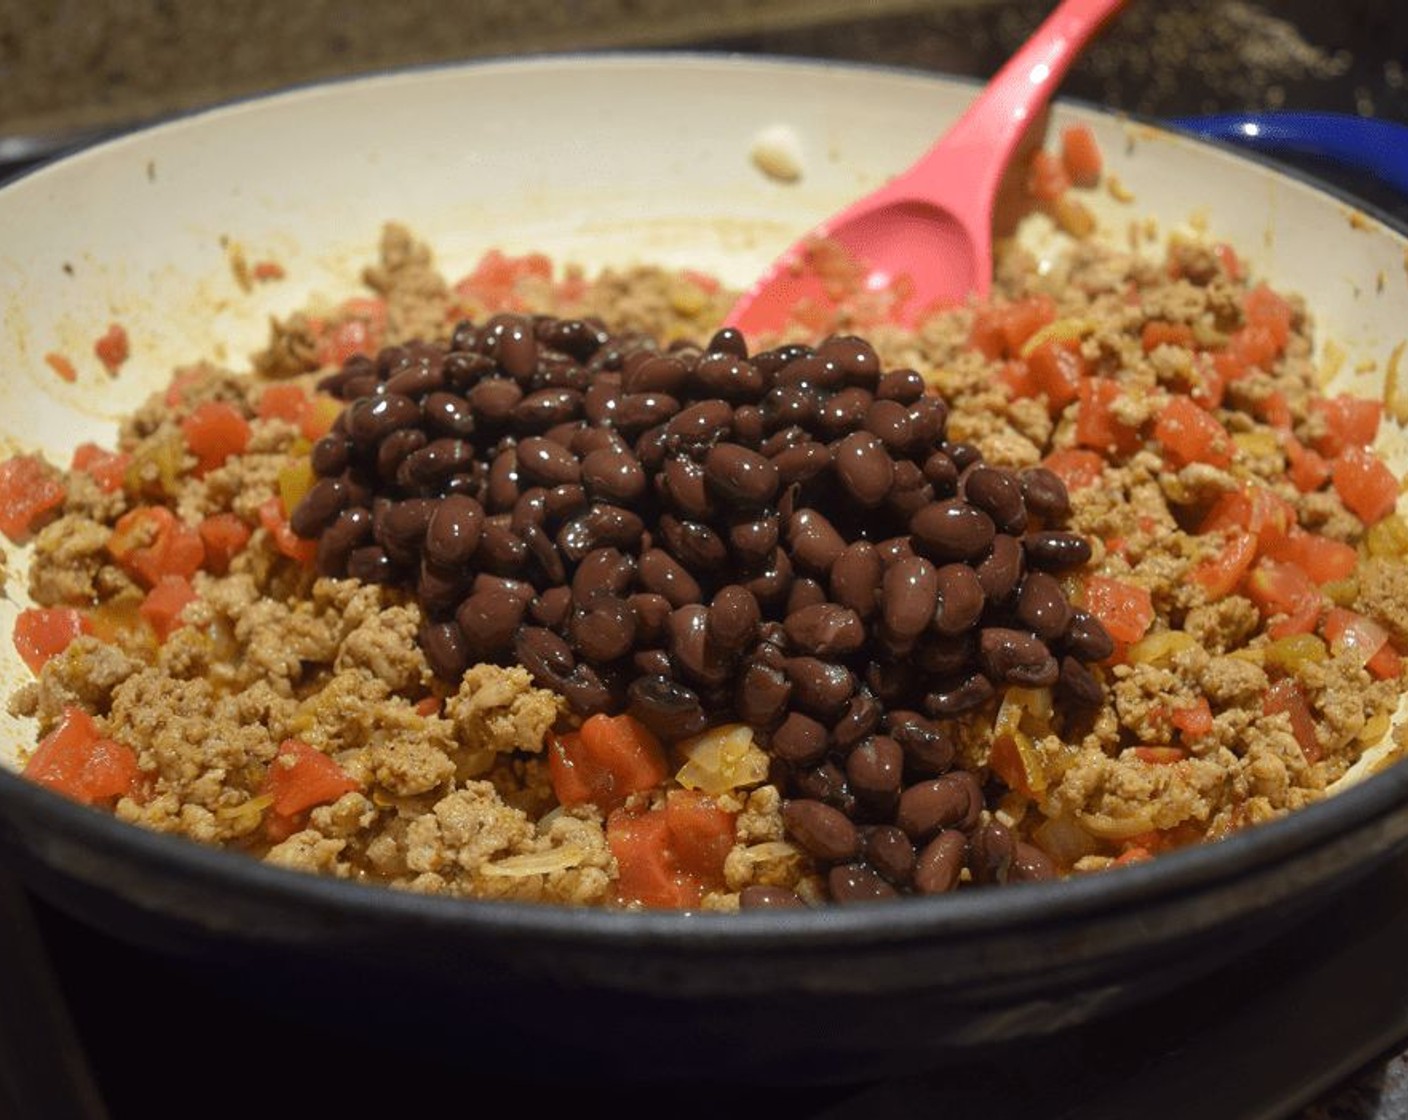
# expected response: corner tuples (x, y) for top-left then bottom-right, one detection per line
(725, 0), (1127, 337)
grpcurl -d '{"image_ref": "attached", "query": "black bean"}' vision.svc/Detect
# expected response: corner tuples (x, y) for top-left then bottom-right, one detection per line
(978, 627), (1059, 687)
(740, 886), (806, 909)
(829, 541), (882, 620)
(784, 603), (865, 657)
(421, 620), (469, 681)
(661, 456), (714, 520)
(467, 378), (523, 423)
(885, 710), (955, 775)
(694, 353), (764, 399)
(638, 547), (703, 607)
(290, 476), (349, 537)
(515, 436), (581, 487)
(1016, 571), (1072, 641)
(571, 595), (638, 663)
(669, 605), (731, 687)
(814, 387), (872, 437)
(424, 495), (484, 568)
(961, 466), (1028, 535)
(557, 504), (645, 562)
(316, 506), (374, 577)
(975, 534), (1025, 604)
(346, 393), (420, 446)
(783, 799), (860, 863)
(423, 391), (477, 438)
(1024, 531), (1093, 572)
(913, 830), (968, 894)
(1056, 655), (1105, 707)
(817, 335), (881, 384)
(704, 443), (779, 508)
(828, 863), (899, 904)
(881, 556), (940, 645)
(785, 657), (856, 721)
(626, 674), (708, 740)
(657, 514), (727, 571)
(1063, 608), (1115, 662)
(476, 520), (527, 574)
(771, 440), (832, 486)
(530, 584), (574, 630)
(728, 514), (780, 569)
(864, 825), (916, 886)
(310, 434), (351, 477)
(787, 508), (847, 577)
(735, 655), (792, 728)
(968, 819), (1016, 885)
(512, 388), (583, 430)
(514, 625), (574, 689)
(347, 545), (397, 584)
(833, 431), (894, 507)
(1020, 467), (1071, 522)
(923, 673), (995, 716)
(910, 499), (996, 562)
(932, 563), (985, 636)
(666, 400), (732, 447)
(1010, 842), (1058, 883)
(456, 590), (527, 659)
(845, 735), (904, 805)
(622, 354), (689, 396)
(875, 368), (926, 404)
(581, 448), (646, 503)
(707, 585), (761, 655)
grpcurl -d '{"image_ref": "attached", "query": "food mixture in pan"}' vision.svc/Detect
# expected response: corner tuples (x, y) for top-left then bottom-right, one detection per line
(7, 133), (1408, 910)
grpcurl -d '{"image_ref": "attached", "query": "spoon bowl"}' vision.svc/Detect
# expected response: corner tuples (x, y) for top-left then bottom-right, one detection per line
(725, 0), (1128, 336)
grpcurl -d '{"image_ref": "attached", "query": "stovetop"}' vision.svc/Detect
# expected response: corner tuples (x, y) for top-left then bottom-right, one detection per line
(4, 845), (1408, 1120)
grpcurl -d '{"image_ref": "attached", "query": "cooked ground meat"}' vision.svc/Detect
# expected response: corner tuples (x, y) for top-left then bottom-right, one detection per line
(7, 203), (1407, 910)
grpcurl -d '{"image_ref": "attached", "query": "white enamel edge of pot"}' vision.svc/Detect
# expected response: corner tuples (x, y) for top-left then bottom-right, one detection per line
(0, 54), (1405, 777)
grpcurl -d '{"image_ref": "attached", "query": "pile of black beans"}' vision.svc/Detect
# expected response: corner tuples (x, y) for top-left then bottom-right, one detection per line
(292, 312), (1114, 903)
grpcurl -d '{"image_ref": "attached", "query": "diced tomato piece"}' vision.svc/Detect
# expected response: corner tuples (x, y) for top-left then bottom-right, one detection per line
(1263, 679), (1322, 763)
(108, 505), (205, 587)
(13, 607), (92, 673)
(1264, 529), (1357, 585)
(1190, 531), (1257, 600)
(70, 442), (132, 494)
(0, 454), (66, 541)
(1212, 243), (1243, 282)
(968, 295), (1057, 360)
(1084, 576), (1154, 644)
(1141, 321), (1195, 353)
(256, 497), (318, 567)
(1255, 390), (1292, 432)
(313, 301), (385, 368)
(1245, 558), (1322, 638)
(1322, 607), (1401, 679)
(181, 401), (251, 476)
(1131, 746), (1187, 765)
(256, 384), (310, 424)
(139, 575), (197, 642)
(1026, 340), (1086, 413)
(1171, 697), (1214, 741)
(1027, 149), (1070, 202)
(94, 323), (130, 375)
(1154, 395), (1233, 468)
(24, 706), (140, 805)
(45, 352), (78, 383)
(1243, 284), (1294, 350)
(1226, 323), (1281, 371)
(262, 739), (358, 818)
(1060, 124), (1102, 188)
(1285, 436), (1331, 494)
(1075, 378), (1141, 457)
(548, 713), (668, 814)
(998, 359), (1038, 399)
(251, 260), (285, 282)
(664, 789), (736, 886)
(198, 512), (252, 575)
(164, 367), (208, 408)
(452, 250), (554, 313)
(1199, 485), (1295, 557)
(1040, 447), (1104, 493)
(1332, 446), (1399, 525)
(299, 395), (344, 442)
(1310, 394), (1383, 458)
(1189, 353), (1226, 411)
(608, 808), (699, 909)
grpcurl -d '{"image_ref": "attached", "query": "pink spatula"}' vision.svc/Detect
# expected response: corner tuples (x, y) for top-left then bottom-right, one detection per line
(725, 0), (1127, 337)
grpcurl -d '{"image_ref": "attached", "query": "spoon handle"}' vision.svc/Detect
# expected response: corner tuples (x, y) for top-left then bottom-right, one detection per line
(920, 0), (1128, 198)
(1168, 112), (1408, 198)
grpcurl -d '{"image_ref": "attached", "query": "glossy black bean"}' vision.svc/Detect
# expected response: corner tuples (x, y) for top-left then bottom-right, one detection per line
(456, 590), (527, 659)
(783, 799), (860, 863)
(290, 476), (349, 537)
(315, 506), (374, 577)
(1024, 530), (1093, 571)
(626, 674), (708, 740)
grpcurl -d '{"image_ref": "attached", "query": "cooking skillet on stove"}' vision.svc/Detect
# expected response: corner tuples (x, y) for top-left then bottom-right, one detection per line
(1, 55), (1407, 1083)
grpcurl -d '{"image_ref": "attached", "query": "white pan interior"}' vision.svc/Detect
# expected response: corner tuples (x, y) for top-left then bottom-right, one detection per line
(0, 54), (1406, 769)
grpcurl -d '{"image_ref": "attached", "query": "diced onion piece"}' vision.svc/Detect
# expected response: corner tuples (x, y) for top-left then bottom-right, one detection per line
(675, 723), (769, 795)
(1078, 810), (1158, 840)
(1128, 629), (1197, 665)
(1263, 633), (1329, 670)
(479, 845), (586, 877)
(1033, 814), (1099, 866)
(1018, 317), (1093, 359)
(1366, 514), (1408, 558)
